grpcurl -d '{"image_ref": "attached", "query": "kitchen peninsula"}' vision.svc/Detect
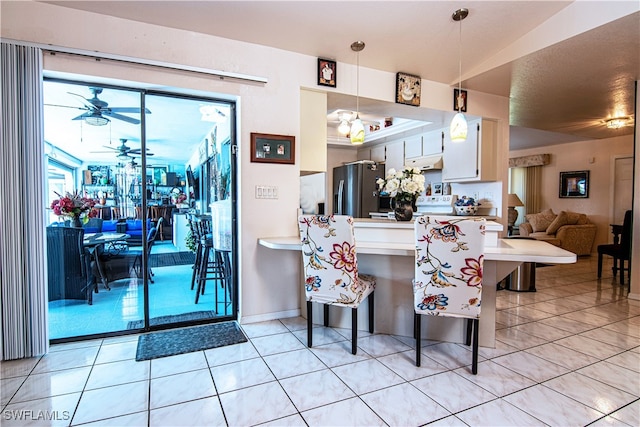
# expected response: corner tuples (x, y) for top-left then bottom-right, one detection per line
(259, 217), (576, 348)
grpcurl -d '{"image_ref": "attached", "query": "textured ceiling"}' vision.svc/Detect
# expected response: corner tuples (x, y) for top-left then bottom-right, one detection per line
(42, 1), (639, 150)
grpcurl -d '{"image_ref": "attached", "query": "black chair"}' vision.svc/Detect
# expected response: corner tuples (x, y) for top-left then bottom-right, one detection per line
(132, 226), (158, 282)
(46, 226), (91, 303)
(598, 210), (632, 286)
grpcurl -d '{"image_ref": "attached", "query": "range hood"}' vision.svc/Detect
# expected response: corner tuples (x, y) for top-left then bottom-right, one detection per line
(405, 154), (443, 170)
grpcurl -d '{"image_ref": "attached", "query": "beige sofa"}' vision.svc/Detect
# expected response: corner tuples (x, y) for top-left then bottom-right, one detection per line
(518, 209), (597, 255)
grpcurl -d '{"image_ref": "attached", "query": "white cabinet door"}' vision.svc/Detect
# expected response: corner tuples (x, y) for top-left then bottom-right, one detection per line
(404, 135), (422, 159)
(385, 141), (404, 173)
(370, 145), (386, 162)
(442, 120), (479, 181)
(442, 118), (497, 182)
(422, 129), (444, 156)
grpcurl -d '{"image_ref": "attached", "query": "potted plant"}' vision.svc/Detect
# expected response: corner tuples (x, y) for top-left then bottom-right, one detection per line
(376, 166), (425, 221)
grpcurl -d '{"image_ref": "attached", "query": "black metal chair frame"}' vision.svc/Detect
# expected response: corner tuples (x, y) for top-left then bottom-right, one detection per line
(598, 210), (632, 287)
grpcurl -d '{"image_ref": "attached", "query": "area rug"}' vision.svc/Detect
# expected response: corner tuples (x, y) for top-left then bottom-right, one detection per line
(148, 251), (196, 267)
(135, 321), (247, 361)
(126, 310), (216, 329)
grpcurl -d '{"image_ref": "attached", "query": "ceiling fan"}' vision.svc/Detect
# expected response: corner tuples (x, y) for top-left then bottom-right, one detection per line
(91, 138), (153, 159)
(64, 87), (150, 126)
(327, 110), (381, 135)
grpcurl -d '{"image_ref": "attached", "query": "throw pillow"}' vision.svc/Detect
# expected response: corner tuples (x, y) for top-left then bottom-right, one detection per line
(547, 211), (569, 234)
(526, 209), (556, 232)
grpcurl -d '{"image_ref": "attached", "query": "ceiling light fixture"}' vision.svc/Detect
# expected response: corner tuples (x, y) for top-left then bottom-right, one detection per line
(450, 8), (469, 143)
(606, 117), (629, 129)
(350, 41), (366, 145)
(338, 119), (351, 135)
(84, 112), (110, 126)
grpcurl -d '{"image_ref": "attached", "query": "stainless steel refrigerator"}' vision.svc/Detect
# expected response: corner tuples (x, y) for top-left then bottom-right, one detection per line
(333, 161), (385, 218)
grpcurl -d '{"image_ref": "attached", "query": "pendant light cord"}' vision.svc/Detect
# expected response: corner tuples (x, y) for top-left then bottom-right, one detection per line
(356, 49), (360, 118)
(458, 15), (462, 112)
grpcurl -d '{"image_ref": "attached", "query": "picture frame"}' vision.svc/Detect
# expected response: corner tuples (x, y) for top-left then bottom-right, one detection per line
(250, 133), (295, 164)
(433, 182), (443, 196)
(317, 58), (337, 88)
(559, 170), (589, 198)
(395, 72), (421, 106)
(453, 88), (467, 112)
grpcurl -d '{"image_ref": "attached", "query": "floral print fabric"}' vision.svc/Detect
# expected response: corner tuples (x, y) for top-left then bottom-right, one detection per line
(414, 216), (485, 319)
(298, 215), (375, 308)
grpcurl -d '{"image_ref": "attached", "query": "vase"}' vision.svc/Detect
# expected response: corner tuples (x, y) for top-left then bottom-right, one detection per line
(394, 201), (414, 221)
(72, 216), (82, 228)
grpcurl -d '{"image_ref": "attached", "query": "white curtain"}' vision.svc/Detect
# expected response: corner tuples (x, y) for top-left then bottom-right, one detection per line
(0, 42), (48, 360)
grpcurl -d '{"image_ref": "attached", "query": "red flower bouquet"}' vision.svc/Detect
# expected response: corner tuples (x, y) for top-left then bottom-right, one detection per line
(50, 191), (98, 224)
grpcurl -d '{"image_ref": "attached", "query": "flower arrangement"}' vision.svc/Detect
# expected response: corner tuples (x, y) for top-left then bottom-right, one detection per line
(50, 190), (98, 223)
(376, 166), (426, 204)
(170, 188), (187, 205)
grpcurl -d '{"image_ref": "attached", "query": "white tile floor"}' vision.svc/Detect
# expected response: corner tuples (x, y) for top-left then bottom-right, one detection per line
(2, 257), (639, 426)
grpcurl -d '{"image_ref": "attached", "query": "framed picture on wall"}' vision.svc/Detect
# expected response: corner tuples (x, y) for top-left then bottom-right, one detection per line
(559, 170), (589, 198)
(317, 58), (336, 87)
(453, 88), (467, 112)
(250, 133), (295, 164)
(395, 72), (421, 106)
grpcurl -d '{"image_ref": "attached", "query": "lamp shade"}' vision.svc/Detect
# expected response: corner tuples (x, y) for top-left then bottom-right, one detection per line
(507, 193), (524, 207)
(350, 117), (365, 145)
(450, 112), (467, 142)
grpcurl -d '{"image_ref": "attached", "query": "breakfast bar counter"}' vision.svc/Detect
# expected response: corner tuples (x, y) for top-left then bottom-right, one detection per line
(258, 218), (576, 347)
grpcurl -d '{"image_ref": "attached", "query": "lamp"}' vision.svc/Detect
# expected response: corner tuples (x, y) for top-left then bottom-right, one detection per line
(507, 193), (524, 232)
(84, 112), (109, 126)
(338, 119), (351, 135)
(450, 8), (468, 142)
(350, 41), (365, 145)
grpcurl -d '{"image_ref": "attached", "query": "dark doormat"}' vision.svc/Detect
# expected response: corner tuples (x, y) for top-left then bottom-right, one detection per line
(127, 310), (216, 329)
(135, 321), (247, 361)
(148, 251), (196, 267)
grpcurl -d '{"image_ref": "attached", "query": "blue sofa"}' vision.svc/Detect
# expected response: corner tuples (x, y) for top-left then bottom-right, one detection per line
(102, 219), (151, 246)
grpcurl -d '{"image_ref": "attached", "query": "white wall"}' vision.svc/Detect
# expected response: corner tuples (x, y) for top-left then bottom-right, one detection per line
(2, 1), (510, 323)
(509, 134), (634, 251)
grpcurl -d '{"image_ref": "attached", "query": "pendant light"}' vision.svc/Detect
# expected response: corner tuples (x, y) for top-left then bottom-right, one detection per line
(450, 8), (468, 143)
(350, 41), (365, 145)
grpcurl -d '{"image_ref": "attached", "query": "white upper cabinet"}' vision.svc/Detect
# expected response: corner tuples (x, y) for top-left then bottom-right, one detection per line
(371, 145), (386, 162)
(385, 140), (405, 173)
(403, 135), (423, 159)
(422, 129), (444, 157)
(442, 118), (497, 182)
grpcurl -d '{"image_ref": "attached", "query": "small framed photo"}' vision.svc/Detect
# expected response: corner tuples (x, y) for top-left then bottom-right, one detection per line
(559, 170), (589, 198)
(433, 182), (443, 196)
(317, 58), (336, 87)
(453, 88), (467, 112)
(395, 72), (421, 106)
(250, 133), (295, 164)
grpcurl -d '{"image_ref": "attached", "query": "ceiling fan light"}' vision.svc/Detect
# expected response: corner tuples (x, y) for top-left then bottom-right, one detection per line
(85, 114), (109, 126)
(350, 117), (365, 145)
(606, 118), (628, 129)
(450, 112), (468, 142)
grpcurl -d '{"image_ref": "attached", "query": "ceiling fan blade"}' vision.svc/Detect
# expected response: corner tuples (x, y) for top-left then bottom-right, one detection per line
(72, 112), (91, 121)
(45, 103), (86, 110)
(67, 92), (96, 110)
(109, 107), (143, 113)
(102, 111), (141, 124)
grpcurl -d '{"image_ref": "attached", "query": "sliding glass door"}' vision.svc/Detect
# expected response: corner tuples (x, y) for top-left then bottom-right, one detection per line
(44, 79), (237, 341)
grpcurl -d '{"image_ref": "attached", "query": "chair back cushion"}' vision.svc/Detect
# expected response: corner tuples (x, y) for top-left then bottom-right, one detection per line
(414, 216), (485, 319)
(298, 215), (375, 308)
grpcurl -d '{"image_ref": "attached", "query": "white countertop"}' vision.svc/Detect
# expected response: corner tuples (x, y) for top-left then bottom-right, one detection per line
(354, 217), (503, 232)
(258, 236), (575, 264)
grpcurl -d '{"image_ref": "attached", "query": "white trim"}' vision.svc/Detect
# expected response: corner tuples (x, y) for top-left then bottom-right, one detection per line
(0, 38), (268, 85)
(240, 309), (301, 325)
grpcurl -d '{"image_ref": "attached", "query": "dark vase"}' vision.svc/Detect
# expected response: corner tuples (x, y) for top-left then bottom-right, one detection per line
(394, 201), (414, 221)
(72, 216), (82, 228)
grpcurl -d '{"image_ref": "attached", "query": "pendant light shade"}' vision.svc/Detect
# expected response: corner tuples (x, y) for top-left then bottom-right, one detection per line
(450, 8), (468, 143)
(350, 41), (365, 145)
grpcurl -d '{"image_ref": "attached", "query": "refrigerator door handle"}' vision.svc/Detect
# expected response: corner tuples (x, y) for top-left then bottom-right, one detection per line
(337, 180), (344, 215)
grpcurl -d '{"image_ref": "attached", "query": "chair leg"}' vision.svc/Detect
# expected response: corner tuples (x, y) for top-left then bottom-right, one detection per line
(472, 318), (479, 375)
(352, 307), (358, 355)
(620, 259), (625, 285)
(597, 253), (603, 278)
(415, 312), (421, 367)
(368, 292), (374, 333)
(190, 242), (202, 290)
(323, 304), (329, 327)
(307, 301), (313, 348)
(466, 318), (473, 346)
(613, 256), (619, 278)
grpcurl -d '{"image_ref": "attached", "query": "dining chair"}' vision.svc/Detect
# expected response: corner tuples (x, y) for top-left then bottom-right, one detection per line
(598, 209), (632, 287)
(132, 226), (158, 282)
(149, 206), (166, 240)
(46, 226), (90, 303)
(413, 215), (485, 374)
(298, 214), (375, 355)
